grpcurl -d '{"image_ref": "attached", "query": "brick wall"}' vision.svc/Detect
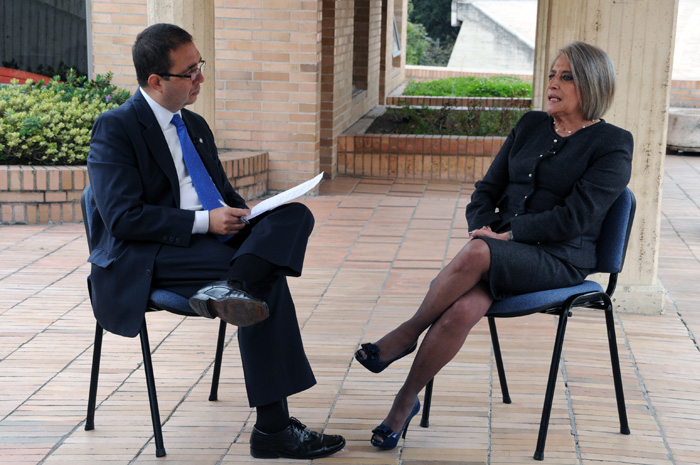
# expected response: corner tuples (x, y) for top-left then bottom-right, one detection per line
(379, 0), (406, 103)
(213, 0), (323, 191)
(88, 1), (406, 189)
(319, 0), (355, 178)
(0, 151), (267, 225)
(337, 133), (505, 181)
(90, 0), (148, 92)
(89, 0), (323, 191)
(319, 0), (394, 179)
(0, 165), (87, 224)
(669, 80), (700, 108)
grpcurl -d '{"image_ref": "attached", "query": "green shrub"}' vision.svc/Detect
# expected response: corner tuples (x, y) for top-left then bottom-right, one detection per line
(366, 104), (528, 137)
(403, 76), (532, 98)
(0, 70), (130, 165)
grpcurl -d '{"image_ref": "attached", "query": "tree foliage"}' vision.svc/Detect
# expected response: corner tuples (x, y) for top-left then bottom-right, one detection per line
(406, 0), (455, 67)
(409, 0), (458, 44)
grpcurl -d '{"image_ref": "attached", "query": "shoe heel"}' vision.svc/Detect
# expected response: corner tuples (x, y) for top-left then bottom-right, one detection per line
(401, 418), (412, 439)
(371, 398), (421, 449)
(188, 295), (214, 318)
(249, 446), (280, 459)
(402, 398), (421, 439)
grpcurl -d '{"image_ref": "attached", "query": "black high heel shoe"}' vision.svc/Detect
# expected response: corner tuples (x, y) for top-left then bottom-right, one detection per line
(355, 341), (417, 374)
(370, 398), (421, 450)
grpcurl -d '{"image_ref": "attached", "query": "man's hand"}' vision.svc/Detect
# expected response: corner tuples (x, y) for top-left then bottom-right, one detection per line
(469, 226), (509, 241)
(208, 206), (251, 236)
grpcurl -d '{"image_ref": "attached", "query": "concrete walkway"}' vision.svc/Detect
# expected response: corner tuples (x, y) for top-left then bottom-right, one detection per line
(1, 153), (699, 464)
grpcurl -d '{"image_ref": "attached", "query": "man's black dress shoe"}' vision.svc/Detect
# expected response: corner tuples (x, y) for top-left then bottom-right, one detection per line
(189, 280), (269, 327)
(249, 417), (345, 459)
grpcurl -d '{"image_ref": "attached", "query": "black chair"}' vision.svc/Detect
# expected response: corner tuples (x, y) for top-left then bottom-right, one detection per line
(420, 187), (635, 461)
(81, 185), (229, 458)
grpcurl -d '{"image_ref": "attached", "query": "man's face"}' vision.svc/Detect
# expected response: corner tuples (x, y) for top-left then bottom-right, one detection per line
(158, 41), (204, 112)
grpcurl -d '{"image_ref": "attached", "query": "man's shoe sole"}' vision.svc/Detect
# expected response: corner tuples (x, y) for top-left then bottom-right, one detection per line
(249, 437), (345, 459)
(189, 294), (269, 327)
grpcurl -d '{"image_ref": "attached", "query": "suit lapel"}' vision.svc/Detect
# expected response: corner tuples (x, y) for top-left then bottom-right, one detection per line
(133, 92), (181, 207)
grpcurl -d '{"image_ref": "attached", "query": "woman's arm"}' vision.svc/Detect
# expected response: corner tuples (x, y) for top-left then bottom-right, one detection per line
(466, 126), (517, 231)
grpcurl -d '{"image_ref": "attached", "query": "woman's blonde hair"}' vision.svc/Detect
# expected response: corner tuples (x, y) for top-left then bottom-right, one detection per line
(553, 42), (616, 120)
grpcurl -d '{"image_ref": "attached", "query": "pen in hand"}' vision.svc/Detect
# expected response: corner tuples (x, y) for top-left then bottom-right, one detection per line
(218, 199), (250, 225)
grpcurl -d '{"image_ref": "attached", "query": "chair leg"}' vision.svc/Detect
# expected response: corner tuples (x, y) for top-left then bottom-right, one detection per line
(604, 307), (630, 435)
(534, 310), (570, 461)
(139, 322), (166, 458)
(85, 322), (103, 431)
(488, 317), (512, 404)
(209, 320), (227, 401)
(420, 377), (434, 428)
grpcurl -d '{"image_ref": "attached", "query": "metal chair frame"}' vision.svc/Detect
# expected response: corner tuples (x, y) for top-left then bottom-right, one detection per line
(419, 188), (635, 461)
(81, 185), (228, 458)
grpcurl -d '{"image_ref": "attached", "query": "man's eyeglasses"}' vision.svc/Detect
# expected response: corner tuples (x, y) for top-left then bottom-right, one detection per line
(159, 59), (206, 82)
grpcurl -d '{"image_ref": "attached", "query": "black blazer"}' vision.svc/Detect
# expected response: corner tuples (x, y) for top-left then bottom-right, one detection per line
(467, 111), (633, 269)
(86, 90), (247, 337)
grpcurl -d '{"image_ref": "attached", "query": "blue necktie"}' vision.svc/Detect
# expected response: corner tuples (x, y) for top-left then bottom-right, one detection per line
(171, 114), (223, 210)
(171, 114), (231, 241)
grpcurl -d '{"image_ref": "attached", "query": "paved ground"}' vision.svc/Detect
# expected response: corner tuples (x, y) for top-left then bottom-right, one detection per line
(1, 153), (699, 464)
(450, 0), (700, 80)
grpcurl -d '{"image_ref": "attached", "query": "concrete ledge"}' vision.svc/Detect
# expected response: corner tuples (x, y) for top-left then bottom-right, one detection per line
(667, 108), (700, 152)
(612, 284), (667, 314)
(0, 150), (268, 225)
(405, 65), (532, 82)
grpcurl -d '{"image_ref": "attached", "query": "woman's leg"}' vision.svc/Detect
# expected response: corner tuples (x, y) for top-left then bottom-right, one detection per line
(374, 281), (493, 440)
(362, 238), (492, 362)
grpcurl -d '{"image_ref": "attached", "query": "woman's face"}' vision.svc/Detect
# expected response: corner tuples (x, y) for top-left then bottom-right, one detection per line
(545, 54), (584, 120)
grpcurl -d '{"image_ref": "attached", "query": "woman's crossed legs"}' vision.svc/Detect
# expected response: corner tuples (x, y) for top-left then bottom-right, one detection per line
(365, 238), (495, 442)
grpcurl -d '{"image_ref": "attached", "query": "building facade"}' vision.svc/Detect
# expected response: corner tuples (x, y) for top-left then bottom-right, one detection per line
(89, 0), (407, 190)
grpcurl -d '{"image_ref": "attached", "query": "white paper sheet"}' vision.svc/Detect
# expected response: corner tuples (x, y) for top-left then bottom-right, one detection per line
(248, 172), (324, 220)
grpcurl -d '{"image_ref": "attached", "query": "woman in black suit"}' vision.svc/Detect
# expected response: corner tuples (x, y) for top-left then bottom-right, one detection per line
(355, 41), (633, 450)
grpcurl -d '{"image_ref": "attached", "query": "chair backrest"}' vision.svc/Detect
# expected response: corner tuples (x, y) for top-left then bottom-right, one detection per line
(81, 185), (94, 253)
(594, 187), (636, 274)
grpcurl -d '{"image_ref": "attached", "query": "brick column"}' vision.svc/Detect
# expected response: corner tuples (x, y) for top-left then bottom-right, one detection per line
(148, 0), (216, 134)
(89, 0), (147, 91)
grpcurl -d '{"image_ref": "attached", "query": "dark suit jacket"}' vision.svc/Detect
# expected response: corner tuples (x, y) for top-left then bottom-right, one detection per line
(87, 90), (247, 337)
(467, 111), (633, 269)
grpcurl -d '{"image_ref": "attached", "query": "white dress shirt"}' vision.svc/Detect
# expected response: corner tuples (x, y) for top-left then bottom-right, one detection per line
(139, 88), (209, 234)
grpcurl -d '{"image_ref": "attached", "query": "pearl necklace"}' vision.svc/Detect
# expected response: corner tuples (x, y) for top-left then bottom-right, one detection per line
(553, 119), (599, 134)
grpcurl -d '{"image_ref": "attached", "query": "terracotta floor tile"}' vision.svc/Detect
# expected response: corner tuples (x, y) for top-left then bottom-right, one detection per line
(1, 155), (700, 463)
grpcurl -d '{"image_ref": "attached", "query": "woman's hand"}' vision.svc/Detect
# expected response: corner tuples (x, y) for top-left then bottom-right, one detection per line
(470, 226), (510, 241)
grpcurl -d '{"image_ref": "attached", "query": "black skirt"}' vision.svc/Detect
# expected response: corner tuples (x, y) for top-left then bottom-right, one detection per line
(474, 237), (590, 300)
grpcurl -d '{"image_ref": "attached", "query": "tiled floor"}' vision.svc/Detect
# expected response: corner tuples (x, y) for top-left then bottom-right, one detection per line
(1, 154), (699, 465)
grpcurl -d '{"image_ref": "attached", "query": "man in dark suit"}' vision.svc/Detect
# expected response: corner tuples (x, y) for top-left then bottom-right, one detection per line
(86, 23), (345, 460)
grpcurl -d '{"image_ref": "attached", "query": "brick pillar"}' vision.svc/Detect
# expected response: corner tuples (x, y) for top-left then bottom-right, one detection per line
(147, 0), (216, 134)
(89, 0), (147, 91)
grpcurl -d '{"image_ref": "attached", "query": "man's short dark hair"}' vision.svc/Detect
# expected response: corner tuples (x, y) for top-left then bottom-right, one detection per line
(132, 23), (193, 87)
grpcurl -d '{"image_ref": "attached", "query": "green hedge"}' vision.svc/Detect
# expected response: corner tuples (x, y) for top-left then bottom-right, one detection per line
(0, 71), (130, 165)
(367, 105), (528, 137)
(403, 75), (532, 98)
